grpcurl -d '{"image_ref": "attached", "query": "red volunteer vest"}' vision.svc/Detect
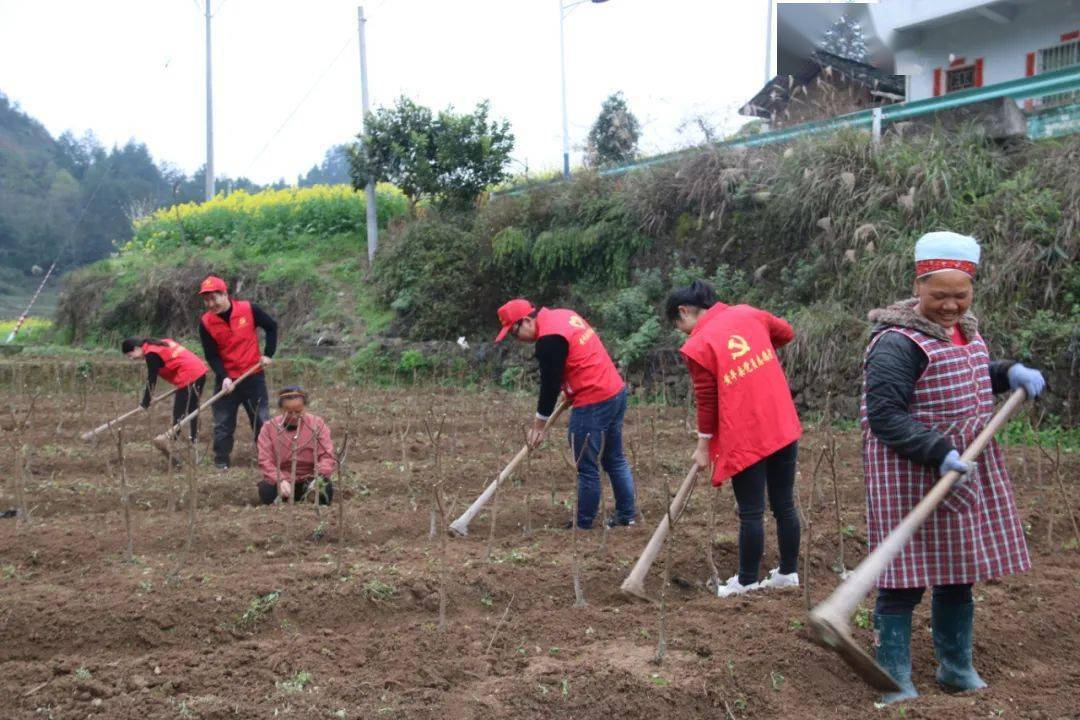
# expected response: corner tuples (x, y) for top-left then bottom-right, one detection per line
(141, 339), (207, 388)
(200, 300), (262, 380)
(536, 308), (624, 407)
(679, 303), (802, 484)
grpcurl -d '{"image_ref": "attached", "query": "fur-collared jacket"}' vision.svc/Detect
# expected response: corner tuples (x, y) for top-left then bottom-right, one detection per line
(863, 298), (1015, 468)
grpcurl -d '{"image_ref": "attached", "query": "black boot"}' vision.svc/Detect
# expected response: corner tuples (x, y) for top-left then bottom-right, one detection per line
(932, 599), (987, 691)
(874, 611), (919, 704)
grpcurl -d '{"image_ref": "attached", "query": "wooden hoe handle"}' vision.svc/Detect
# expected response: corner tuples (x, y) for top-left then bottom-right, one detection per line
(155, 362), (263, 442)
(81, 386), (180, 441)
(448, 397), (569, 537)
(619, 463), (700, 601)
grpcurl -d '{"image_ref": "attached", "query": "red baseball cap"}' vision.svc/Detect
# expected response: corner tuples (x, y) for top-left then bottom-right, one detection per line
(495, 299), (535, 342)
(199, 275), (228, 295)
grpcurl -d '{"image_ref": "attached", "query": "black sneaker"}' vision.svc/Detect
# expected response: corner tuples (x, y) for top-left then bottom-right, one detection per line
(563, 520), (593, 530)
(214, 461), (230, 471)
(604, 515), (637, 528)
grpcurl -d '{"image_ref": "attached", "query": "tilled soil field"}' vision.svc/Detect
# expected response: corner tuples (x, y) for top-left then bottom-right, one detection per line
(1, 373), (1078, 719)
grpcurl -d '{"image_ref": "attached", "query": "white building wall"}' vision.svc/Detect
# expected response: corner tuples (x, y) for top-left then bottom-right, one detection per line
(895, 1), (1080, 101)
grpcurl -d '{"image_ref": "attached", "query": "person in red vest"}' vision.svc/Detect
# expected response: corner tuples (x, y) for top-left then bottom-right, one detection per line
(667, 280), (802, 598)
(495, 299), (637, 529)
(197, 275), (277, 470)
(121, 336), (208, 442)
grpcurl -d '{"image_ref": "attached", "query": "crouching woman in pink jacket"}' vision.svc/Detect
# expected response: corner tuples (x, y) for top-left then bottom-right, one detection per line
(257, 386), (337, 505)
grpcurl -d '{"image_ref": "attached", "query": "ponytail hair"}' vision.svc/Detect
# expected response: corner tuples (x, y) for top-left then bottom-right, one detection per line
(664, 280), (716, 322)
(121, 337), (167, 354)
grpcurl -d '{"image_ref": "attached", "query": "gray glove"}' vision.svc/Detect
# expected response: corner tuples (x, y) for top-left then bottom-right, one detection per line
(939, 450), (972, 477)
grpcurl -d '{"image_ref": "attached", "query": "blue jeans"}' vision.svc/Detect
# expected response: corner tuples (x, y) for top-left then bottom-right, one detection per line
(567, 389), (636, 528)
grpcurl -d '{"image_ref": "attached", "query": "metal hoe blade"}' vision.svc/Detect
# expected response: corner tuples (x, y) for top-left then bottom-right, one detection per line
(808, 613), (900, 692)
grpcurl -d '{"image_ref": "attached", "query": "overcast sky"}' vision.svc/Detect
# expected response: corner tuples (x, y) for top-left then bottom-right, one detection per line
(0, 0), (772, 185)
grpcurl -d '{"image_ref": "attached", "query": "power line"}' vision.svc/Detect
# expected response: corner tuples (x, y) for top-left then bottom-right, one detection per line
(243, 34), (354, 177)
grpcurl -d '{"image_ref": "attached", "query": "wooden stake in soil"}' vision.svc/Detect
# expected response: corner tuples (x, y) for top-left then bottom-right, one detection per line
(334, 431), (351, 577)
(486, 593), (515, 655)
(803, 448), (826, 612)
(1046, 439), (1079, 548)
(653, 474), (675, 665)
(560, 434), (592, 608)
(827, 436), (847, 577)
(168, 440), (199, 582)
(15, 444), (30, 529)
(705, 471), (721, 591)
(424, 412), (450, 631)
(116, 428), (134, 563)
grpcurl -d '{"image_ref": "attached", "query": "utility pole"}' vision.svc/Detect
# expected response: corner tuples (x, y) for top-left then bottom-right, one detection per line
(762, 0), (775, 132)
(558, 1), (610, 181)
(764, 0), (774, 84)
(205, 0), (215, 201)
(559, 2), (571, 180)
(358, 6), (378, 264)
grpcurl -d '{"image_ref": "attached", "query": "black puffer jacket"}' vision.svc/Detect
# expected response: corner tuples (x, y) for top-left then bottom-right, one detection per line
(864, 299), (1014, 469)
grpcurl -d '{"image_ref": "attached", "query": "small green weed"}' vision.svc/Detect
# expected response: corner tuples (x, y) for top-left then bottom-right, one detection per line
(854, 606), (872, 630)
(236, 590), (280, 630)
(361, 578), (395, 602)
(649, 673), (670, 686)
(277, 670), (312, 694)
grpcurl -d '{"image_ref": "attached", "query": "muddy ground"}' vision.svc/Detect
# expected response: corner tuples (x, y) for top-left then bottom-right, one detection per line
(1, 372), (1078, 720)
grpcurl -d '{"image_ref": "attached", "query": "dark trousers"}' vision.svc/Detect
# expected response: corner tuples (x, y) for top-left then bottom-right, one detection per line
(257, 479), (334, 505)
(173, 377), (206, 442)
(876, 584), (973, 615)
(212, 373), (270, 465)
(567, 389), (637, 528)
(730, 441), (800, 585)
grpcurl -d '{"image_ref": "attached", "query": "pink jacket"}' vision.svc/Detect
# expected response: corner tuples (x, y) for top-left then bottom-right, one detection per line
(257, 412), (336, 485)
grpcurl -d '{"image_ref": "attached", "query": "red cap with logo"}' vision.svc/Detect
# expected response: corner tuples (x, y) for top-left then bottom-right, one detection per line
(495, 299), (535, 342)
(199, 275), (228, 295)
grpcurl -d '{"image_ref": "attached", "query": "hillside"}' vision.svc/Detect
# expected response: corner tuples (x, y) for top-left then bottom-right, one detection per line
(56, 128), (1080, 420)
(56, 184), (409, 349)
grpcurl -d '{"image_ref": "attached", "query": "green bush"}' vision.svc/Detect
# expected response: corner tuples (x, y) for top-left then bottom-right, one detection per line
(373, 215), (496, 338)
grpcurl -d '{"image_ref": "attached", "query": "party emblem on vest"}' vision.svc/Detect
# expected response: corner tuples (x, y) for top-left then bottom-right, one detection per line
(568, 315), (587, 329)
(238, 316), (247, 326)
(727, 335), (750, 360)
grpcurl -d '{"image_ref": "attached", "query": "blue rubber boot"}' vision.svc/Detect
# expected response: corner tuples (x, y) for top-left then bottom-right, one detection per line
(874, 612), (919, 704)
(932, 599), (987, 691)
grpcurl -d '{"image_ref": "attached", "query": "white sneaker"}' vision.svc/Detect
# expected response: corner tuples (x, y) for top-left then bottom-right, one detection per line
(711, 574), (761, 598)
(760, 567), (800, 589)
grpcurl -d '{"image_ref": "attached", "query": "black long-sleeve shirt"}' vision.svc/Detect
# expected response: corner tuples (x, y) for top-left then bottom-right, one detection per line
(140, 353), (166, 407)
(535, 335), (569, 418)
(864, 329), (1014, 469)
(198, 302), (278, 379)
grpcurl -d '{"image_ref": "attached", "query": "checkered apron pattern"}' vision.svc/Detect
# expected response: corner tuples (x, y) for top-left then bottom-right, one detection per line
(860, 327), (1030, 589)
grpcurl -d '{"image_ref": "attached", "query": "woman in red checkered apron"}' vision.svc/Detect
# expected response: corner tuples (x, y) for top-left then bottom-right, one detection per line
(861, 232), (1045, 704)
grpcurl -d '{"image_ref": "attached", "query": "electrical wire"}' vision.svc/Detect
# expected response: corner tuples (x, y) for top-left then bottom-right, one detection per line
(243, 34), (355, 177)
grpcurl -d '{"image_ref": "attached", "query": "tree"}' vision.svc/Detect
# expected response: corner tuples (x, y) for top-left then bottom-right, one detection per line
(820, 13), (868, 63)
(298, 144), (353, 187)
(349, 97), (514, 210)
(585, 92), (641, 168)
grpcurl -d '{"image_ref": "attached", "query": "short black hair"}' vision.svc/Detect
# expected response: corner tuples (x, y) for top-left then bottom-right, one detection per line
(664, 280), (716, 321)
